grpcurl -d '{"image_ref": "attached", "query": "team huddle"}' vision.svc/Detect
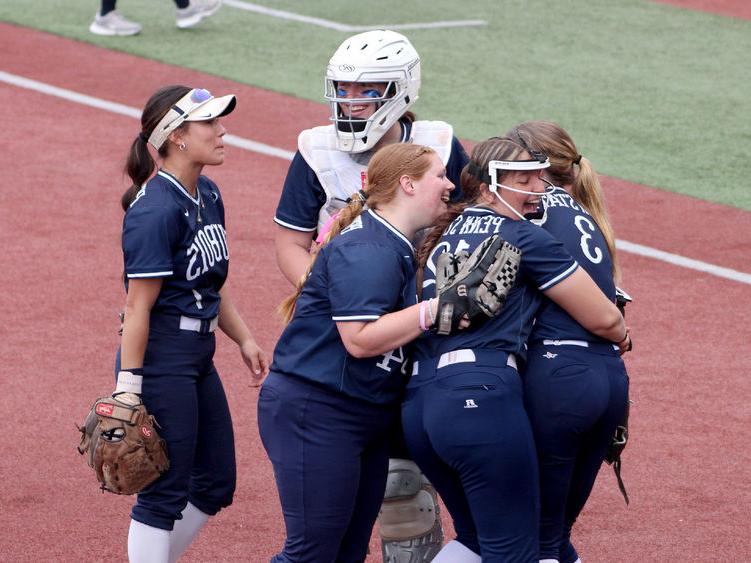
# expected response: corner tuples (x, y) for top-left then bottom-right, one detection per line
(78, 29), (632, 563)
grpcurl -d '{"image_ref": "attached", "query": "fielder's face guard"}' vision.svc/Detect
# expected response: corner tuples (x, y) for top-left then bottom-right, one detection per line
(487, 153), (551, 221)
(488, 155), (551, 195)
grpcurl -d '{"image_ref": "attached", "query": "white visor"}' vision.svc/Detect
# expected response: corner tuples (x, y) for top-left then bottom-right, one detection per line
(148, 88), (236, 150)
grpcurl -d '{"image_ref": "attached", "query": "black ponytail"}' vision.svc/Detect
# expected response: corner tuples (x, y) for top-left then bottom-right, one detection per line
(121, 85), (191, 211)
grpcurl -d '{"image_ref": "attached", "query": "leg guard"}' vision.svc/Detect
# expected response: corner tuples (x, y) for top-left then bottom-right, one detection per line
(432, 540), (481, 563)
(378, 458), (444, 563)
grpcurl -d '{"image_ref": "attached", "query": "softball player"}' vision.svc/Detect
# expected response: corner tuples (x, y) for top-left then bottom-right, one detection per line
(402, 137), (630, 562)
(258, 143), (454, 562)
(115, 85), (268, 563)
(273, 29), (468, 560)
(509, 121), (631, 563)
(274, 29), (468, 285)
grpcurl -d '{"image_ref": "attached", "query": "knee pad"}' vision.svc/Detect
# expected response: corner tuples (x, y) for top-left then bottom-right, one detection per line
(378, 458), (443, 562)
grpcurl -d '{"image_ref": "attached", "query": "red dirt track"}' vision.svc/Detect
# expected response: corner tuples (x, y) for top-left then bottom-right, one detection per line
(2, 22), (750, 562)
(651, 0), (751, 20)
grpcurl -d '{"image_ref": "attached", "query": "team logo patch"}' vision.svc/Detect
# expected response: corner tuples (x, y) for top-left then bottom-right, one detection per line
(141, 426), (153, 439)
(543, 351), (558, 359)
(463, 399), (478, 409)
(96, 403), (115, 417)
(340, 215), (363, 234)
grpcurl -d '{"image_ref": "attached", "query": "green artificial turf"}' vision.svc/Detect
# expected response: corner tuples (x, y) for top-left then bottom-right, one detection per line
(3, 0), (750, 209)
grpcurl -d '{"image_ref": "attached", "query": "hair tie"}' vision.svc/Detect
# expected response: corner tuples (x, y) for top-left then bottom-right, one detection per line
(139, 132), (149, 143)
(573, 154), (582, 165)
(347, 189), (368, 204)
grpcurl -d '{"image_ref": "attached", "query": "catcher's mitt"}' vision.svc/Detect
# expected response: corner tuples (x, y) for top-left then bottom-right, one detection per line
(77, 394), (169, 495)
(604, 396), (631, 505)
(433, 235), (522, 335)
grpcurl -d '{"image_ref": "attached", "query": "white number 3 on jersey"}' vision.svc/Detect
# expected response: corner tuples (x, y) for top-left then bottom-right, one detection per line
(575, 216), (603, 264)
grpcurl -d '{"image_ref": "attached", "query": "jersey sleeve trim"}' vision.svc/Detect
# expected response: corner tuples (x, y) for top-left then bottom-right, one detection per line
(127, 270), (174, 278)
(332, 314), (381, 321)
(538, 261), (578, 291)
(274, 217), (317, 232)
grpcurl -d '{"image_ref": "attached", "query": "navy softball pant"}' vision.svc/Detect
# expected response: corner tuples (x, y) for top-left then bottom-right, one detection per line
(116, 313), (236, 530)
(401, 350), (539, 562)
(523, 341), (629, 563)
(257, 372), (399, 563)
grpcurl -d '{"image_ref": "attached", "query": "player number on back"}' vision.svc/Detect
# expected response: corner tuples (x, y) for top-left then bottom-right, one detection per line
(574, 216), (603, 264)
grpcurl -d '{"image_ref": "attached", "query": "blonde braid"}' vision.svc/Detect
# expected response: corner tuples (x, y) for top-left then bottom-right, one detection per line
(277, 198), (366, 324)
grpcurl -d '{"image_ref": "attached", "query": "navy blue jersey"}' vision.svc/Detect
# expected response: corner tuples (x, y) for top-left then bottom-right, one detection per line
(530, 187), (616, 343)
(122, 170), (228, 319)
(271, 209), (418, 404)
(416, 207), (578, 362)
(274, 120), (468, 232)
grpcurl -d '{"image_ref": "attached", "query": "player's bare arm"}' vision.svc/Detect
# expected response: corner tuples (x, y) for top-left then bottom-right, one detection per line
(218, 286), (269, 382)
(274, 224), (315, 285)
(543, 267), (626, 343)
(120, 277), (162, 369)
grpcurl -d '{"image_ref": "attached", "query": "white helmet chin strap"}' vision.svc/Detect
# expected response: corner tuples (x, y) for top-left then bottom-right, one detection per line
(494, 183), (546, 197)
(486, 157), (552, 221)
(488, 184), (529, 221)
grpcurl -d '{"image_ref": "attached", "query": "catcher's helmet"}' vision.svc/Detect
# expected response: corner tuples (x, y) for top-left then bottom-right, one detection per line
(324, 29), (421, 153)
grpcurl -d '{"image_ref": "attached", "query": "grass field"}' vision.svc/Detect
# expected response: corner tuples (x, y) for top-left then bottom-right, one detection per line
(2, 0), (750, 209)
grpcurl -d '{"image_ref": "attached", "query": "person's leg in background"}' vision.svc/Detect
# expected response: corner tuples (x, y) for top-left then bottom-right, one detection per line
(174, 0), (223, 29)
(89, 0), (142, 36)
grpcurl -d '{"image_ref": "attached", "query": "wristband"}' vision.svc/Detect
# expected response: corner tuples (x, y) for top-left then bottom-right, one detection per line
(428, 298), (437, 325)
(115, 369), (144, 395)
(616, 329), (633, 352)
(419, 300), (429, 332)
(617, 329), (630, 345)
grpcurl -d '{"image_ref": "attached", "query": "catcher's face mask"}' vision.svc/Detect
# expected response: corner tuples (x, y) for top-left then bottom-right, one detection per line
(487, 153), (551, 220)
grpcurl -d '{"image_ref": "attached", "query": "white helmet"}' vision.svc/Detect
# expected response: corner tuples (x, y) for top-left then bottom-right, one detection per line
(324, 30), (421, 153)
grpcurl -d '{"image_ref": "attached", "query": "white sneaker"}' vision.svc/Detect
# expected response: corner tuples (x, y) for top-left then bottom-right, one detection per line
(89, 10), (142, 36)
(176, 0), (223, 29)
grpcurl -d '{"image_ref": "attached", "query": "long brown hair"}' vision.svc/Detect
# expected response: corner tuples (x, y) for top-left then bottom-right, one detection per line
(417, 137), (527, 271)
(278, 143), (437, 323)
(507, 121), (619, 279)
(121, 85), (191, 211)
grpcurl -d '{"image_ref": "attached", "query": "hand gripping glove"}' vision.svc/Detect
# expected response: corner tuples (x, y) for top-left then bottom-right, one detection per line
(433, 234), (522, 335)
(77, 392), (169, 495)
(615, 286), (633, 317)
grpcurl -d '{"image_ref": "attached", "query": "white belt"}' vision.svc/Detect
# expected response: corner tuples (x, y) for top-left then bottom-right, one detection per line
(179, 315), (219, 333)
(542, 339), (619, 351)
(542, 339), (589, 347)
(412, 349), (517, 375)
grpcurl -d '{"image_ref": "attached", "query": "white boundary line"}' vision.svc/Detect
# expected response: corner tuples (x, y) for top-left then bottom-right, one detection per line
(616, 240), (751, 284)
(2, 69), (749, 286)
(223, 0), (488, 31)
(0, 72), (295, 161)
